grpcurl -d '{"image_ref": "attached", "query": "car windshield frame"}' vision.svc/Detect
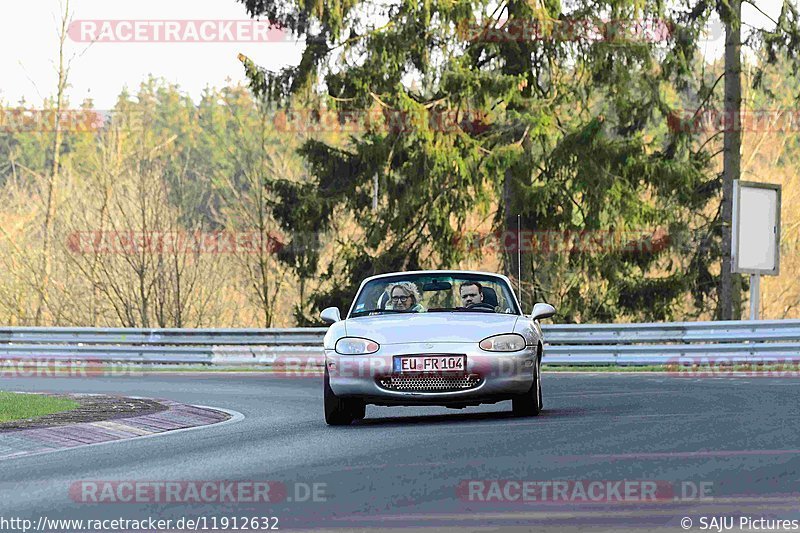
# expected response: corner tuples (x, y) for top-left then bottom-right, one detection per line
(347, 273), (522, 318)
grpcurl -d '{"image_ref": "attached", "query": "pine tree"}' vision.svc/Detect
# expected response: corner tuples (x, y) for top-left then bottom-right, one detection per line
(233, 0), (755, 323)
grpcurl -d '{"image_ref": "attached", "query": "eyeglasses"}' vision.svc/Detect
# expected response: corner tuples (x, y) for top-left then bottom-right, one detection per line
(391, 295), (410, 302)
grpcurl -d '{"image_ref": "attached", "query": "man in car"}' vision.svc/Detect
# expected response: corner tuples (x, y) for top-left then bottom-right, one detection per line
(459, 281), (484, 307)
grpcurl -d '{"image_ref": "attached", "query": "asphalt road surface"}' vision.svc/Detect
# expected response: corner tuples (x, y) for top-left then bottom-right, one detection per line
(1, 372), (799, 532)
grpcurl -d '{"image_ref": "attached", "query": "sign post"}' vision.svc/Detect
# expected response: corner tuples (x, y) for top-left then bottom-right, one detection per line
(731, 180), (781, 320)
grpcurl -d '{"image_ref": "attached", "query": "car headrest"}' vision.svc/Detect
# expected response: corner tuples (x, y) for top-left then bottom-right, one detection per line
(378, 291), (390, 310)
(482, 286), (498, 307)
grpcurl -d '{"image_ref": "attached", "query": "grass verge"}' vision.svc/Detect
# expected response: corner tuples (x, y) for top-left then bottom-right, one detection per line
(0, 392), (80, 423)
(542, 365), (668, 372)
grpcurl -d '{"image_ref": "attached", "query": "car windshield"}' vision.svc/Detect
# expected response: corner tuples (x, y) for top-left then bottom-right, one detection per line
(348, 273), (520, 318)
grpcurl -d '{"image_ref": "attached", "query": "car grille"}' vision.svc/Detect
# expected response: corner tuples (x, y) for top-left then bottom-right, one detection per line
(377, 374), (482, 392)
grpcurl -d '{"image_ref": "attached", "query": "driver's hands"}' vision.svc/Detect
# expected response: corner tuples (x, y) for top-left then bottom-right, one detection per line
(465, 302), (496, 311)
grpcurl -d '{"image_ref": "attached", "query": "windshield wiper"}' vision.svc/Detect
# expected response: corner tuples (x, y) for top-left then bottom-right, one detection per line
(427, 307), (495, 313)
(349, 309), (406, 318)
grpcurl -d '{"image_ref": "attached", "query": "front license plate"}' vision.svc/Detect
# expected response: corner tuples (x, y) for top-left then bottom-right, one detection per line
(394, 355), (466, 373)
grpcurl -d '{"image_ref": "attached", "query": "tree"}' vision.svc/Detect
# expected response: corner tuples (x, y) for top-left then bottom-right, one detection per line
(209, 85), (295, 327)
(667, 0), (800, 320)
(36, 0), (72, 324)
(234, 0), (724, 323)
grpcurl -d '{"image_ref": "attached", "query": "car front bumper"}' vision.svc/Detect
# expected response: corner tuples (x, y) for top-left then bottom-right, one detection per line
(326, 342), (537, 406)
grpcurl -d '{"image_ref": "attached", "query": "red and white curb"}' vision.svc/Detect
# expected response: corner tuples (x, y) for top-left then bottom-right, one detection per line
(0, 397), (241, 461)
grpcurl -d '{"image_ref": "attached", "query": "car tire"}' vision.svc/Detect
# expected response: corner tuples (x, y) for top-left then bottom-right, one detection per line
(512, 357), (542, 417)
(351, 401), (367, 420)
(324, 366), (356, 425)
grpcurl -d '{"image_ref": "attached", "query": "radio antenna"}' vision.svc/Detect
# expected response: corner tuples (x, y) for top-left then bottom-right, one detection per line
(517, 214), (522, 304)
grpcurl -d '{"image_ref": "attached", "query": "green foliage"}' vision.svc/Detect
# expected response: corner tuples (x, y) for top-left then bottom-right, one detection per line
(234, 0), (733, 323)
(0, 391), (80, 423)
(757, 1), (800, 98)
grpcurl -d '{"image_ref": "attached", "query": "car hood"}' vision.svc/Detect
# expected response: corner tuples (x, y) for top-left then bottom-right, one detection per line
(343, 313), (520, 345)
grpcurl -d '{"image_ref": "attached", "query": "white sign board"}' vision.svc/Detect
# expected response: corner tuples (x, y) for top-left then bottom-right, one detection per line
(732, 180), (781, 275)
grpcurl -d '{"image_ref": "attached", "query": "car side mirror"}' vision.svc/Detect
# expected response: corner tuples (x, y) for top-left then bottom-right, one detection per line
(531, 303), (556, 321)
(320, 307), (342, 324)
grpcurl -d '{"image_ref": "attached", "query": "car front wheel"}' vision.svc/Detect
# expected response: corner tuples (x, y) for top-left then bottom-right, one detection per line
(511, 357), (542, 417)
(324, 366), (364, 425)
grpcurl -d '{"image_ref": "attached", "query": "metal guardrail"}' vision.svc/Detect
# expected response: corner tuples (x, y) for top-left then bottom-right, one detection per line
(542, 319), (800, 364)
(1, 320), (799, 366)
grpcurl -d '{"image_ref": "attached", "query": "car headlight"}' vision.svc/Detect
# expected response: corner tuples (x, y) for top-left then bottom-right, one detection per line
(479, 333), (526, 352)
(335, 337), (380, 355)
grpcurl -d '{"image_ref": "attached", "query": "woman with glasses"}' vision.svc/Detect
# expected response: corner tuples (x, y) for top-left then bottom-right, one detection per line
(385, 281), (426, 312)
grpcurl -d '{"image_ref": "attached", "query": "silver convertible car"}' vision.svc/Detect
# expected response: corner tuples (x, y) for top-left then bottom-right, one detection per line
(319, 270), (556, 425)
